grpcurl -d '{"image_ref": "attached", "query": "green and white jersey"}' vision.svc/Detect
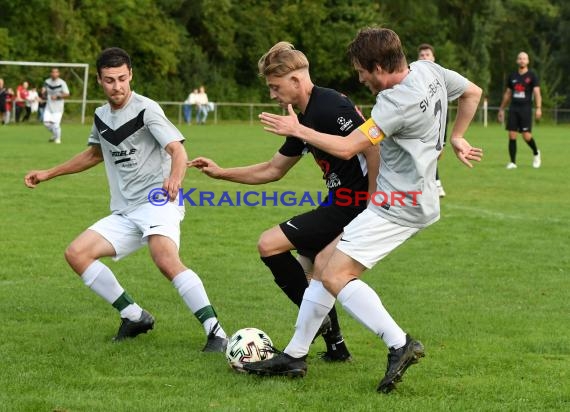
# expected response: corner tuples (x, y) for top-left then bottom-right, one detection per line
(369, 60), (468, 228)
(44, 77), (69, 113)
(88, 92), (185, 214)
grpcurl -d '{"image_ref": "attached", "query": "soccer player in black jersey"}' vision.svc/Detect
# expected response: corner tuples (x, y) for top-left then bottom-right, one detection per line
(189, 42), (379, 361)
(498, 51), (542, 169)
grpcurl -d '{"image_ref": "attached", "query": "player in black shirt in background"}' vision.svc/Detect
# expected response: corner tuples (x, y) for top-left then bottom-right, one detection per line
(189, 42), (379, 361)
(498, 51), (542, 169)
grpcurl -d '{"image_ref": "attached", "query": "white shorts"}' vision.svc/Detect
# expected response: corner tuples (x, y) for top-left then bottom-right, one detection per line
(336, 209), (420, 269)
(43, 110), (63, 124)
(89, 202), (184, 260)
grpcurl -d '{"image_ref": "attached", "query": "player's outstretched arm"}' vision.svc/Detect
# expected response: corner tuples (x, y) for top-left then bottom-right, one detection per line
(188, 152), (300, 184)
(259, 104), (372, 160)
(187, 157), (228, 180)
(24, 145), (104, 188)
(450, 81), (483, 168)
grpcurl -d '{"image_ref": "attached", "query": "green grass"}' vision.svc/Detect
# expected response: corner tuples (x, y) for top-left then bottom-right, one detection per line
(1, 121), (569, 411)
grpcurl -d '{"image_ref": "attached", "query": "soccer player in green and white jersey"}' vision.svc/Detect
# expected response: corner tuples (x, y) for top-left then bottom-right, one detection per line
(25, 48), (227, 351)
(245, 28), (483, 393)
(43, 68), (70, 144)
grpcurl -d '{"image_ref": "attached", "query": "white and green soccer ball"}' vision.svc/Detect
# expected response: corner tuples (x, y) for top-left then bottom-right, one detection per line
(225, 328), (274, 372)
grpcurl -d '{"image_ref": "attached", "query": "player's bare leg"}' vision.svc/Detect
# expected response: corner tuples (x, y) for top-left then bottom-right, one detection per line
(65, 230), (153, 341)
(296, 254), (314, 282)
(148, 235), (227, 352)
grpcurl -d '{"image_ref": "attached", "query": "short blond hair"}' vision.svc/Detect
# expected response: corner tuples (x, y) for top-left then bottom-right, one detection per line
(258, 42), (309, 77)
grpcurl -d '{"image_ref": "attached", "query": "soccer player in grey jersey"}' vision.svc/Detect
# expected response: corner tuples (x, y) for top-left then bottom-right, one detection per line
(24, 48), (227, 351)
(244, 28), (483, 393)
(43, 68), (70, 144)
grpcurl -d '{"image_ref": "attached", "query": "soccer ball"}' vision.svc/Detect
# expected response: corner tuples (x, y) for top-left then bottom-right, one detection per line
(225, 328), (274, 372)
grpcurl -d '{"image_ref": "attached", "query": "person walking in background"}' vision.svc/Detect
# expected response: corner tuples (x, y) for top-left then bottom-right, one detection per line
(26, 86), (40, 121)
(195, 85), (209, 125)
(24, 47), (228, 351)
(498, 51), (542, 169)
(183, 88), (198, 125)
(0, 78), (6, 125)
(4, 87), (14, 125)
(15, 81), (30, 122)
(418, 43), (447, 197)
(43, 68), (70, 144)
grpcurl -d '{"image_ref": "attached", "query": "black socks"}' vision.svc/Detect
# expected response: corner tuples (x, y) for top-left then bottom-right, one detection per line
(525, 138), (539, 155)
(261, 252), (308, 306)
(261, 252), (343, 337)
(509, 139), (517, 163)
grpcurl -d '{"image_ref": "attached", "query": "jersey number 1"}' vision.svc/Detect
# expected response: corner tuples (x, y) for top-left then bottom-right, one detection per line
(434, 99), (444, 151)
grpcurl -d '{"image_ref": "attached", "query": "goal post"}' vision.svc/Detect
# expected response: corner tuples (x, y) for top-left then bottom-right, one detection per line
(0, 60), (89, 124)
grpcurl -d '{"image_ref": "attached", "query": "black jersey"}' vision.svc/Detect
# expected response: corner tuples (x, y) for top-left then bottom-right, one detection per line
(278, 86), (368, 200)
(507, 70), (539, 107)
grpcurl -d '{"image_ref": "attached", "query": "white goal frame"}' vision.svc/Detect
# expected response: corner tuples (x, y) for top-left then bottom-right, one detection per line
(0, 60), (89, 124)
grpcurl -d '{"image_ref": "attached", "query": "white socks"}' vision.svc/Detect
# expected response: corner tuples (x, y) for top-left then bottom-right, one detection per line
(283, 278), (407, 357)
(81, 260), (142, 321)
(337, 279), (406, 349)
(53, 124), (61, 140)
(44, 122), (61, 141)
(284, 280), (335, 358)
(172, 269), (226, 338)
(81, 263), (226, 337)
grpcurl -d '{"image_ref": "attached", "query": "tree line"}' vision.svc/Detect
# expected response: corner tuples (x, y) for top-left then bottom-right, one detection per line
(1, 0), (568, 110)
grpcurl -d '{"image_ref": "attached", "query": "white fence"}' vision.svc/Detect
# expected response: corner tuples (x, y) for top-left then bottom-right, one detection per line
(4, 99), (570, 126)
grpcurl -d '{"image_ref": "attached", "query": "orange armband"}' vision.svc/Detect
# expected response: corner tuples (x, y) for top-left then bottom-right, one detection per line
(358, 118), (385, 145)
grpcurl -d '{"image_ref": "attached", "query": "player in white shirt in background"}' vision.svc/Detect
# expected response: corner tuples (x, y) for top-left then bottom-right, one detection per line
(43, 68), (70, 144)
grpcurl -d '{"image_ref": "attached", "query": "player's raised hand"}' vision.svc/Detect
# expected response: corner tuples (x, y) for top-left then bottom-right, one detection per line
(187, 157), (224, 179)
(259, 104), (299, 137)
(24, 170), (50, 188)
(450, 137), (483, 168)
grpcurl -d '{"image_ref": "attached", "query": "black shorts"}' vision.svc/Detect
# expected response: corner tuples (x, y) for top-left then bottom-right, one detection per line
(279, 204), (365, 261)
(507, 106), (533, 133)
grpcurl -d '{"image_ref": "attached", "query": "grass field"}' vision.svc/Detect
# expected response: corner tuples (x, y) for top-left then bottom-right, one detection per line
(1, 121), (569, 411)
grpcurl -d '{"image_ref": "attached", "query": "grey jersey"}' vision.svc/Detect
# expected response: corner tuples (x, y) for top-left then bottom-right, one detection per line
(88, 92), (185, 214)
(44, 77), (69, 113)
(369, 60), (468, 227)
